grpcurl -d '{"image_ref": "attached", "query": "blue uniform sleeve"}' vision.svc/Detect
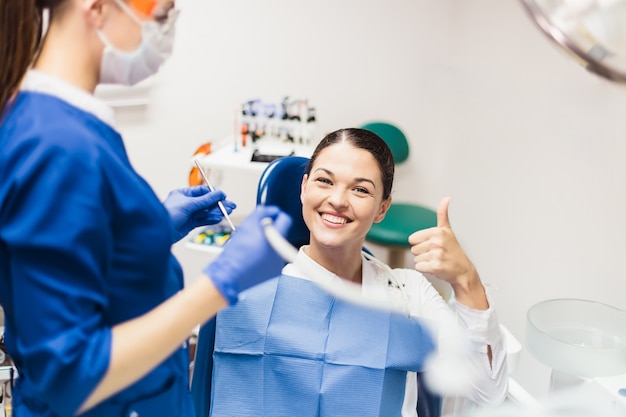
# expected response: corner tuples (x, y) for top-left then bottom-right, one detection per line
(3, 130), (113, 416)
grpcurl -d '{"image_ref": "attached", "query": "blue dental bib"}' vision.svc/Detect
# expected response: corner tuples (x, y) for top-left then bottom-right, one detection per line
(210, 275), (435, 417)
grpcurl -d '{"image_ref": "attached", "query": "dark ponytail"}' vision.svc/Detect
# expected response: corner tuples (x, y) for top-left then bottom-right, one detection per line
(0, 0), (53, 115)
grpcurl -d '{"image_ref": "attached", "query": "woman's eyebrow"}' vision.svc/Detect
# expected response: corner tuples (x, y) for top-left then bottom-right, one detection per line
(313, 168), (376, 188)
(354, 177), (376, 188)
(313, 167), (333, 175)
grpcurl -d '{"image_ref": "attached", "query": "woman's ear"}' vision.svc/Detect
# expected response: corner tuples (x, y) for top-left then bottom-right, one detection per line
(299, 174), (308, 204)
(373, 196), (392, 224)
(82, 0), (108, 29)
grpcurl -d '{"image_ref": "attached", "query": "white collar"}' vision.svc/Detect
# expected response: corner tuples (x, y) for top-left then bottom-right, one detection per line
(282, 246), (411, 314)
(21, 70), (117, 129)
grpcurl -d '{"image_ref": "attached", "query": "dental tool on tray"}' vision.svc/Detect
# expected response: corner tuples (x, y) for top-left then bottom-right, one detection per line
(193, 158), (237, 232)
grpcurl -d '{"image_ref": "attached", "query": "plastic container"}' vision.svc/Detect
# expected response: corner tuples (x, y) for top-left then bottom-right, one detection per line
(526, 298), (626, 377)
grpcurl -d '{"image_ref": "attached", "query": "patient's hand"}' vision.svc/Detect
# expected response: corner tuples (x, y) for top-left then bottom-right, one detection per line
(408, 197), (488, 309)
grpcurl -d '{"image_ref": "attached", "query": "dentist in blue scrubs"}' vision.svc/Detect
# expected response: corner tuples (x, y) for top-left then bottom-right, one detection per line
(0, 0), (292, 416)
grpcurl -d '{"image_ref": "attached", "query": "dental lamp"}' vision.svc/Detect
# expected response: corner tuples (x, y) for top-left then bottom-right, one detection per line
(520, 0), (626, 84)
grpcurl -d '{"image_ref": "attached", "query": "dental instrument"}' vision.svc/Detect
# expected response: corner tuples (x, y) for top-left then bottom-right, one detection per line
(193, 158), (237, 232)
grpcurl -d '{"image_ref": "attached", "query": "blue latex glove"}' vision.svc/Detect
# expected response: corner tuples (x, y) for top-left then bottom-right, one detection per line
(163, 186), (236, 243)
(204, 205), (292, 305)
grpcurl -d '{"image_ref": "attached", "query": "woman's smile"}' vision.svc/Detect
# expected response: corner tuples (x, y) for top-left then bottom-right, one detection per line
(320, 212), (352, 226)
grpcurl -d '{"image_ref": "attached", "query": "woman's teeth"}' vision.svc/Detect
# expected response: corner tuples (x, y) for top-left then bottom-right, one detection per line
(321, 213), (348, 224)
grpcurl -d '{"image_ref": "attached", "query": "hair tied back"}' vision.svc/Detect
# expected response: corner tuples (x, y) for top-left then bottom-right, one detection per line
(36, 0), (56, 9)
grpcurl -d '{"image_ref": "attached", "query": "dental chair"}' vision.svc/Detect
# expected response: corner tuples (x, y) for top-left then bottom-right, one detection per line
(190, 156), (442, 417)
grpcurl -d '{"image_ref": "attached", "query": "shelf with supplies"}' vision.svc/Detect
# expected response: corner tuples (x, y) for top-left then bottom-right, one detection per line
(238, 96), (318, 149)
(184, 95), (317, 257)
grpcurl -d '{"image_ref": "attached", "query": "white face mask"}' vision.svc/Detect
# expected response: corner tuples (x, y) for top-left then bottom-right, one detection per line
(98, 0), (178, 86)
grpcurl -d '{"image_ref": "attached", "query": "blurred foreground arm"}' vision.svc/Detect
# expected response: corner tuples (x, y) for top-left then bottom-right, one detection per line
(79, 206), (291, 413)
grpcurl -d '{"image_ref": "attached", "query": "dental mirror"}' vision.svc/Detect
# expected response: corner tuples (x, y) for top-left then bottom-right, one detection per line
(520, 0), (626, 84)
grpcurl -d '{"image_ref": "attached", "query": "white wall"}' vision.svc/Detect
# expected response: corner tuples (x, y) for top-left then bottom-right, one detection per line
(112, 0), (626, 401)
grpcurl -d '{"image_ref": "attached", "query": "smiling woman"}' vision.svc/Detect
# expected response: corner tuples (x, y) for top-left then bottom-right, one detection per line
(207, 128), (510, 417)
(301, 130), (393, 282)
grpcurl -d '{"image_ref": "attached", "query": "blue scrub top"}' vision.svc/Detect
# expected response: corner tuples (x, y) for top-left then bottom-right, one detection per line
(0, 73), (193, 417)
